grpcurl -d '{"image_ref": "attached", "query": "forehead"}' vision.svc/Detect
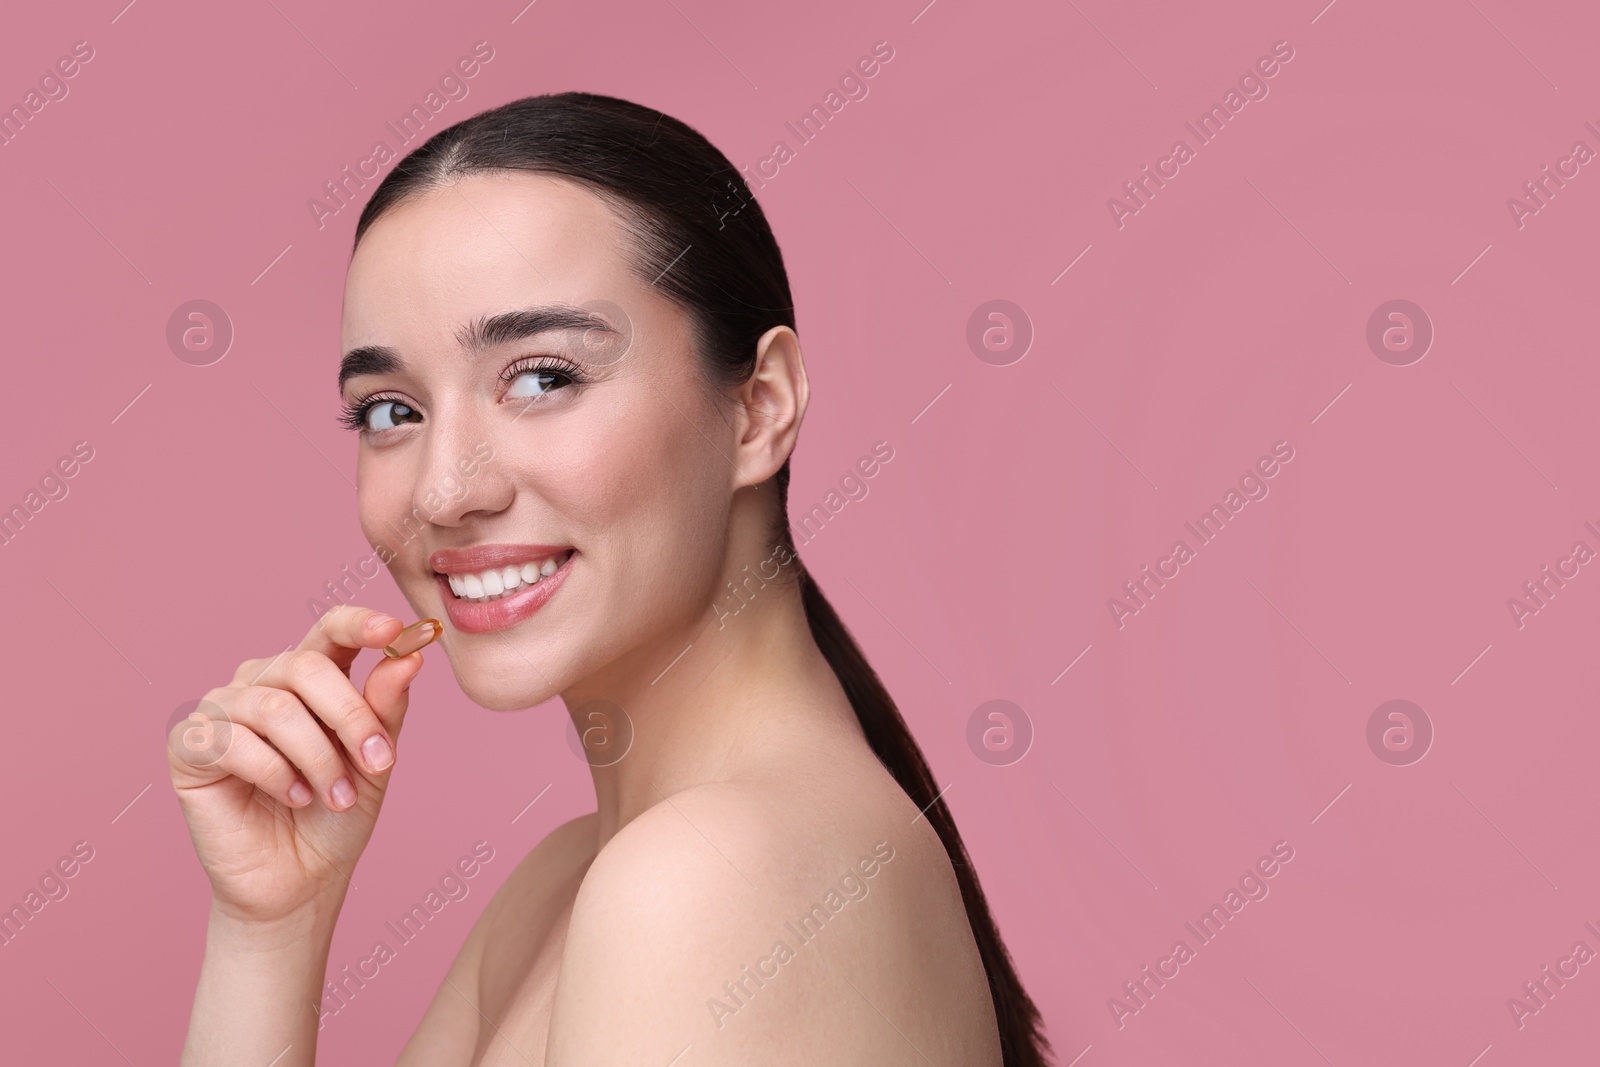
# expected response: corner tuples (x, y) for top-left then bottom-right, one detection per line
(341, 172), (642, 345)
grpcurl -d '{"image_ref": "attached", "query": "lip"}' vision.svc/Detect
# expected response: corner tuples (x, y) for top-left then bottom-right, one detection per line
(430, 543), (572, 574)
(431, 544), (576, 635)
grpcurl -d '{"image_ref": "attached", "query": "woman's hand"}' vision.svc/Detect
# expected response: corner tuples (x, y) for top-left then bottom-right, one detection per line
(167, 605), (425, 926)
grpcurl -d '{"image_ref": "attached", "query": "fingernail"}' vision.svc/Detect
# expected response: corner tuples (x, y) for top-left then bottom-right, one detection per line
(289, 780), (312, 806)
(366, 612), (398, 633)
(362, 733), (394, 773)
(330, 777), (357, 809)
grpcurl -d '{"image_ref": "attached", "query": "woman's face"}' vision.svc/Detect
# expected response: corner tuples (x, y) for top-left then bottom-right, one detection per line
(339, 172), (735, 711)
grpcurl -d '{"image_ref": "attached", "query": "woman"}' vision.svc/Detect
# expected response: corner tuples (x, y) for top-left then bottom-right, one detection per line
(169, 92), (1050, 1065)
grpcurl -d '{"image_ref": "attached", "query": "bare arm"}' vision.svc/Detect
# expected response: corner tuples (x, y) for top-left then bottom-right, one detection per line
(168, 604), (428, 1066)
(182, 897), (343, 1066)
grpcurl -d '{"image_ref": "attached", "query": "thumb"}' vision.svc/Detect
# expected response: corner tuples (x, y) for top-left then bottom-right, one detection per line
(364, 650), (425, 747)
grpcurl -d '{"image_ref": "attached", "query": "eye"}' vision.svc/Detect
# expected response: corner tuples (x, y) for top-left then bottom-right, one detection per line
(503, 358), (585, 403)
(365, 399), (420, 431)
(339, 394), (421, 434)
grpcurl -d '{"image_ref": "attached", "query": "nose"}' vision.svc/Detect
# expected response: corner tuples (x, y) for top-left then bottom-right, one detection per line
(412, 416), (513, 528)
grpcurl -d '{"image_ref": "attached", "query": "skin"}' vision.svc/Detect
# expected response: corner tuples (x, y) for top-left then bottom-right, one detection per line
(170, 172), (1001, 1065)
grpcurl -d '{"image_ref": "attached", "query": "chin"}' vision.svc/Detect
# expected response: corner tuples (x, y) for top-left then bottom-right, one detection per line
(451, 660), (561, 713)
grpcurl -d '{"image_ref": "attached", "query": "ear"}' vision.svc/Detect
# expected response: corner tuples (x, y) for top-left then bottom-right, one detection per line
(730, 325), (809, 490)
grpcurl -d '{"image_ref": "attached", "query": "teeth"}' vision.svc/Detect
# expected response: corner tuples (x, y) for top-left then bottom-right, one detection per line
(444, 550), (571, 604)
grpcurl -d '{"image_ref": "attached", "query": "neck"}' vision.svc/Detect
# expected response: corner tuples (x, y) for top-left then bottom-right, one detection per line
(559, 553), (857, 846)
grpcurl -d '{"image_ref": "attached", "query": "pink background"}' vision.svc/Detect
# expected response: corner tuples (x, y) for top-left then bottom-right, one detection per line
(2, 0), (1597, 1063)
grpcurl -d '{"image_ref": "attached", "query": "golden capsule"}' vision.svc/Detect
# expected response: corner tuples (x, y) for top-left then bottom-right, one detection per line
(384, 618), (442, 658)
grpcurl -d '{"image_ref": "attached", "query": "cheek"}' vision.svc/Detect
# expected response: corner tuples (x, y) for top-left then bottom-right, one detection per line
(355, 462), (416, 550)
(353, 454), (422, 527)
(551, 393), (729, 597)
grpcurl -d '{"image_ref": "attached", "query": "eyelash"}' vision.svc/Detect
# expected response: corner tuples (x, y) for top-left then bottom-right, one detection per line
(338, 356), (590, 433)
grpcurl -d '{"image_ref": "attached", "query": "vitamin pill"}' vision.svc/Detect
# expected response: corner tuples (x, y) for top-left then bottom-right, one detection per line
(384, 618), (442, 658)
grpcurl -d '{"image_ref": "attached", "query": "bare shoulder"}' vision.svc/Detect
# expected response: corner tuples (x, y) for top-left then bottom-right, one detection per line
(543, 758), (1002, 1066)
(397, 812), (598, 1065)
(474, 810), (600, 937)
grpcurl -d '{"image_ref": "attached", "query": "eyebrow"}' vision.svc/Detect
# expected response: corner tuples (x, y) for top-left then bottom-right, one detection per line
(338, 305), (618, 391)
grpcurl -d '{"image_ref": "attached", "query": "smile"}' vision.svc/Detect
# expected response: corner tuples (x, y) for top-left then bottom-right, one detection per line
(428, 543), (577, 634)
(442, 548), (575, 603)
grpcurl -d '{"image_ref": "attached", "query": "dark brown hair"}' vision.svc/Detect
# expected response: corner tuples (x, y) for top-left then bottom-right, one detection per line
(352, 91), (1051, 1066)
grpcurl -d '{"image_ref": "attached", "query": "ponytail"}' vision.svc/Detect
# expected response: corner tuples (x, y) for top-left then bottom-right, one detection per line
(794, 559), (1052, 1066)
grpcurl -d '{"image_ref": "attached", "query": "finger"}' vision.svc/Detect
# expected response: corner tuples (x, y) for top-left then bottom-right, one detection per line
(226, 685), (361, 811)
(251, 649), (396, 776)
(297, 604), (404, 674)
(230, 645), (296, 688)
(170, 716), (314, 809)
(363, 650), (425, 744)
